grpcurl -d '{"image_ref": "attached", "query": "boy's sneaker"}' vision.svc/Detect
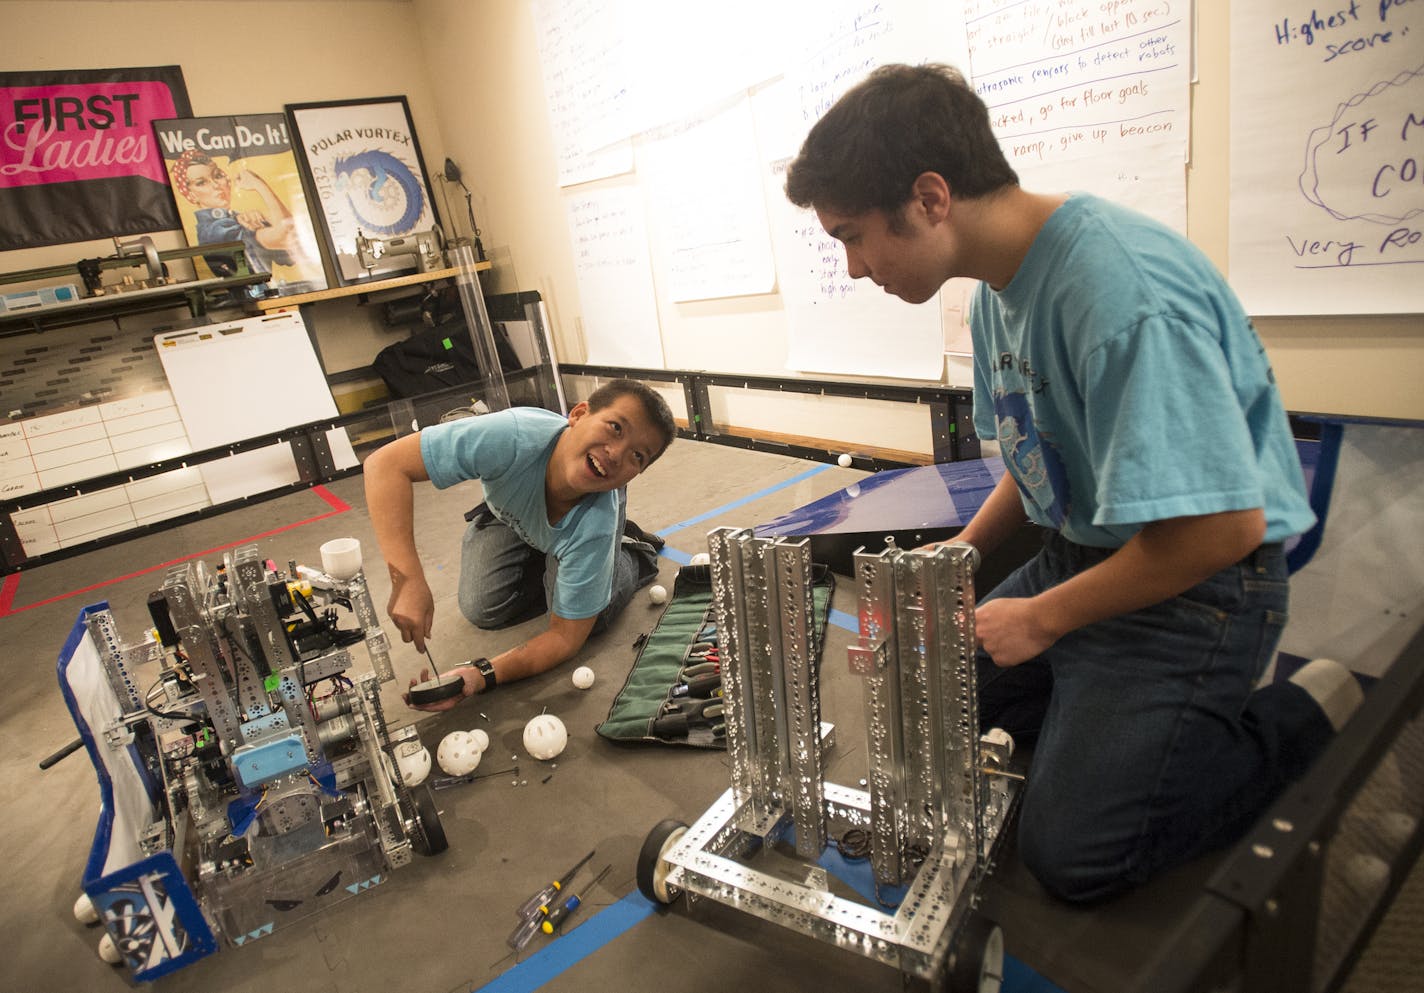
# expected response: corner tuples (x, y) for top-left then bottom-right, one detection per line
(1289, 658), (1364, 732)
(624, 518), (665, 550)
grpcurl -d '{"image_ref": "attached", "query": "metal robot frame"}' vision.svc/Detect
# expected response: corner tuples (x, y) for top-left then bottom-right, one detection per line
(61, 543), (444, 980)
(638, 529), (1018, 992)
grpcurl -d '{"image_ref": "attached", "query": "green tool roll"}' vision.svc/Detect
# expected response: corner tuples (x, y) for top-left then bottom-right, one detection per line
(596, 562), (835, 748)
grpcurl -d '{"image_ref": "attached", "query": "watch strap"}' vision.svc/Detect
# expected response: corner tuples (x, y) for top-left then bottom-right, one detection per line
(464, 656), (496, 691)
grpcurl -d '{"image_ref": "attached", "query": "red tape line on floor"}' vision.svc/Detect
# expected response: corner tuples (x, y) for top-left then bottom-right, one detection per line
(0, 485), (351, 619)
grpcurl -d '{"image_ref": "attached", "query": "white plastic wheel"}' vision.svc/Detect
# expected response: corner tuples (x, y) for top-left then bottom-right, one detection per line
(946, 917), (1004, 993)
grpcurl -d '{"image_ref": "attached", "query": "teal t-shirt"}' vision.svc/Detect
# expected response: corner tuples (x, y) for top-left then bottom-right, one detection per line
(971, 194), (1314, 548)
(420, 407), (621, 619)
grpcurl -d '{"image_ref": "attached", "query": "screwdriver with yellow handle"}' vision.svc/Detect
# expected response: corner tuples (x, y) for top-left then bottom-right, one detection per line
(540, 864), (612, 935)
(506, 849), (595, 950)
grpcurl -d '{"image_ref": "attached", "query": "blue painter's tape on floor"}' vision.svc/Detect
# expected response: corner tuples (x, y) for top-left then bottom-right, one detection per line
(655, 463), (832, 537)
(829, 607), (857, 632)
(472, 883), (1061, 993)
(1005, 954), (1071, 993)
(659, 546), (693, 566)
(817, 836), (907, 907)
(474, 891), (655, 993)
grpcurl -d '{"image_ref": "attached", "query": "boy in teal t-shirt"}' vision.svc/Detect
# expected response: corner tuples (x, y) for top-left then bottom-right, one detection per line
(364, 380), (675, 707)
(785, 64), (1359, 902)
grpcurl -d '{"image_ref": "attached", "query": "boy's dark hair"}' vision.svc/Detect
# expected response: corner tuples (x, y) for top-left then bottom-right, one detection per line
(587, 379), (677, 464)
(785, 63), (1018, 221)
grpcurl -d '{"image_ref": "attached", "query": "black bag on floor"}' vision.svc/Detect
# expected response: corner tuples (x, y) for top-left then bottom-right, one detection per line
(373, 321), (521, 399)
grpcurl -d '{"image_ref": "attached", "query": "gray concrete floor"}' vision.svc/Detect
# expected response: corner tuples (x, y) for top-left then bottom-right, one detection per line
(6, 438), (1417, 993)
(7, 440), (899, 993)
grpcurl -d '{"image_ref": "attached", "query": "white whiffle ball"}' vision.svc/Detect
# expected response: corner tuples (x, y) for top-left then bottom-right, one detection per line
(437, 731), (483, 776)
(393, 740), (432, 787)
(648, 584), (669, 604)
(837, 453), (853, 468)
(467, 728), (490, 753)
(523, 714), (568, 760)
(572, 665), (596, 689)
(689, 553), (710, 566)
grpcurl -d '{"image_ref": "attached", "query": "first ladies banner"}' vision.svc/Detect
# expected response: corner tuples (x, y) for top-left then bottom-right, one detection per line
(0, 66), (192, 251)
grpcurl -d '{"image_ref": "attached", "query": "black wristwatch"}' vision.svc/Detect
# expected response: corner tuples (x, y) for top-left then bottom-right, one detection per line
(459, 657), (496, 692)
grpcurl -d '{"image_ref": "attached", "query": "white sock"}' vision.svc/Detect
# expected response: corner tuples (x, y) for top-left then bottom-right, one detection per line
(1289, 658), (1364, 732)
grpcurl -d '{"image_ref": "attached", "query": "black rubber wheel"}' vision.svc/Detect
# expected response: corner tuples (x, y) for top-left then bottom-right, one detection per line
(411, 783), (449, 855)
(944, 914), (1004, 993)
(408, 673), (466, 705)
(636, 818), (689, 905)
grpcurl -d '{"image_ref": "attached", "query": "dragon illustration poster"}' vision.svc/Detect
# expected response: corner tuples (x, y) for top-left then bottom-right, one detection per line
(285, 96), (441, 285)
(152, 113), (328, 295)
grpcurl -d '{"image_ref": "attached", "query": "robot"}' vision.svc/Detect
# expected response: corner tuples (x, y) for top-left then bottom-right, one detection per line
(57, 542), (443, 980)
(637, 529), (1018, 992)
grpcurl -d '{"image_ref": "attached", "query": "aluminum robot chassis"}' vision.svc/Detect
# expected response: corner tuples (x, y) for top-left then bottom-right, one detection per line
(637, 530), (1018, 992)
(57, 544), (445, 980)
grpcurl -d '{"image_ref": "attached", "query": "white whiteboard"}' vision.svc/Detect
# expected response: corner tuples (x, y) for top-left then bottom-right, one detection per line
(156, 312), (357, 505)
(1229, 2), (1424, 314)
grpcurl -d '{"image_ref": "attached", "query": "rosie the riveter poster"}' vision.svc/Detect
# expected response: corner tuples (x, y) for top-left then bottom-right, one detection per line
(153, 114), (327, 294)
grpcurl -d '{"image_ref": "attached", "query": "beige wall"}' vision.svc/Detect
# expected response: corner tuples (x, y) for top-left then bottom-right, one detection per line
(1, 0), (445, 271)
(4, 0), (1421, 422)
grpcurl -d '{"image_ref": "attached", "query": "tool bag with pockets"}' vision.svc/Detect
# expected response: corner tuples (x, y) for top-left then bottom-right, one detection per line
(596, 562), (835, 748)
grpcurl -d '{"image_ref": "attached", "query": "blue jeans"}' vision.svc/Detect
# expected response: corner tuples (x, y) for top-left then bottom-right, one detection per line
(457, 503), (655, 635)
(979, 531), (1332, 902)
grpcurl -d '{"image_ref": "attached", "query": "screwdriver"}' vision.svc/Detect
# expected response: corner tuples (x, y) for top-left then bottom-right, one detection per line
(506, 909), (545, 952)
(515, 848), (595, 920)
(540, 864), (612, 935)
(506, 849), (595, 949)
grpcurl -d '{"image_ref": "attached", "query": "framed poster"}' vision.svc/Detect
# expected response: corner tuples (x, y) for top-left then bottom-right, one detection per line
(0, 66), (191, 250)
(285, 96), (441, 286)
(152, 113), (328, 296)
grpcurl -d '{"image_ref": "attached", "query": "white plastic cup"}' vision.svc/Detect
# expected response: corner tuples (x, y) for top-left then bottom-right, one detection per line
(320, 537), (363, 580)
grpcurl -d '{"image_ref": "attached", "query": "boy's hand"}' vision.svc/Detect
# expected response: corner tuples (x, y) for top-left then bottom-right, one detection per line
(402, 667), (478, 712)
(975, 597), (1057, 667)
(387, 573), (435, 652)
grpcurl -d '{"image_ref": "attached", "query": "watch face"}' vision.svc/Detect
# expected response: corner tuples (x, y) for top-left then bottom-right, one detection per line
(472, 657), (495, 686)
